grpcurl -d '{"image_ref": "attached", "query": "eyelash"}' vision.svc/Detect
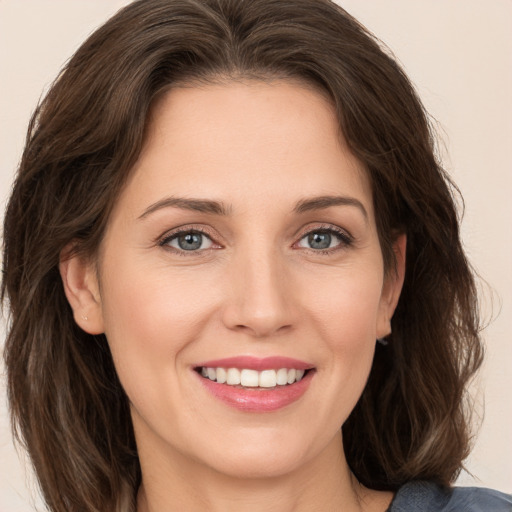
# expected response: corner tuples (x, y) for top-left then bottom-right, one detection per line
(158, 224), (219, 257)
(296, 224), (354, 255)
(158, 223), (354, 256)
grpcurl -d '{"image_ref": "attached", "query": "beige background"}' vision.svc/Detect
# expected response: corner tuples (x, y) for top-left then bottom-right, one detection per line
(1, 1), (511, 509)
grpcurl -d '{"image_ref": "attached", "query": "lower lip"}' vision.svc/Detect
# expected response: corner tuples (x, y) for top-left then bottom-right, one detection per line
(196, 371), (314, 412)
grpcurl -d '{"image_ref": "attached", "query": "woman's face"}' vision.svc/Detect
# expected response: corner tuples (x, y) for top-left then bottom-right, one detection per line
(71, 80), (404, 480)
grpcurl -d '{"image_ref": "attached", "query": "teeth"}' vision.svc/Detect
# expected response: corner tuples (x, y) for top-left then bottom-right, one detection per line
(276, 368), (288, 385)
(241, 369), (259, 387)
(216, 367), (227, 384)
(259, 370), (277, 388)
(199, 366), (308, 387)
(226, 368), (241, 385)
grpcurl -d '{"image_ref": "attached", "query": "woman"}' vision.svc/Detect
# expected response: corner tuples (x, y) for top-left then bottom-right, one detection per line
(2, 0), (511, 511)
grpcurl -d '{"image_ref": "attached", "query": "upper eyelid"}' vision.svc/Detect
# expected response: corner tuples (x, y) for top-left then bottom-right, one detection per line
(158, 225), (218, 245)
(297, 223), (353, 241)
(157, 222), (353, 249)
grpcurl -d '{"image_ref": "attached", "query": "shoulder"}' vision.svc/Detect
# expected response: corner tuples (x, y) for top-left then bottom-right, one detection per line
(388, 480), (512, 512)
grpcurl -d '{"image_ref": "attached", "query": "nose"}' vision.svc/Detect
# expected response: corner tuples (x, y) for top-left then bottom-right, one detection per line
(221, 246), (296, 338)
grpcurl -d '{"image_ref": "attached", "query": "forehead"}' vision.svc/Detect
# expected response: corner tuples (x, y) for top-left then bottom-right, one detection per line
(118, 79), (373, 218)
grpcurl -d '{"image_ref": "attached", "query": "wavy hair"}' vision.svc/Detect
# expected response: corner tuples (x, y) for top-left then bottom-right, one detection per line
(2, 0), (483, 510)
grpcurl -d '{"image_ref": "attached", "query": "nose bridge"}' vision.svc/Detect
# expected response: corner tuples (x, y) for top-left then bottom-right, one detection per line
(222, 240), (294, 337)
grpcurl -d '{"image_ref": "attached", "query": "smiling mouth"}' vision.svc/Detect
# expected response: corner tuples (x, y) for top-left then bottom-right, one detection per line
(195, 367), (312, 388)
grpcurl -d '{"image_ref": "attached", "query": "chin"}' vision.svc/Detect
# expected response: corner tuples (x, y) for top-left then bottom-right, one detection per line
(204, 449), (310, 480)
(190, 426), (330, 481)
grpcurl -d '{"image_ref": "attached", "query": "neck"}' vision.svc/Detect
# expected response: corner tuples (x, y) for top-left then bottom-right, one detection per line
(135, 432), (392, 512)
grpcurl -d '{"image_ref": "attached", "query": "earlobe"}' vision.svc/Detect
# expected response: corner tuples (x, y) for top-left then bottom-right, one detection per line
(377, 233), (406, 339)
(59, 245), (105, 335)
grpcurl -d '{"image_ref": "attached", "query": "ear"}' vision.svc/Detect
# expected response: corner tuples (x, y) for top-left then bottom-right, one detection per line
(376, 233), (406, 339)
(59, 244), (105, 335)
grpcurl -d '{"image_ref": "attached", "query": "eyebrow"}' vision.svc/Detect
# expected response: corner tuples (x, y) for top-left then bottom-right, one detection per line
(293, 195), (368, 220)
(138, 194), (368, 220)
(138, 197), (231, 219)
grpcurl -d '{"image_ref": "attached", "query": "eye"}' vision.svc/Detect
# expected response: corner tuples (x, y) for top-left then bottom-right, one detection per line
(297, 227), (352, 251)
(162, 230), (214, 252)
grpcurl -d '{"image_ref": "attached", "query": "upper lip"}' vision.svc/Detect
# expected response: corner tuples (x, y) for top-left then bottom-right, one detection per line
(195, 356), (314, 371)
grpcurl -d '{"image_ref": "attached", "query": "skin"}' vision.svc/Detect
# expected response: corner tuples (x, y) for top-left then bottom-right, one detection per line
(61, 80), (405, 512)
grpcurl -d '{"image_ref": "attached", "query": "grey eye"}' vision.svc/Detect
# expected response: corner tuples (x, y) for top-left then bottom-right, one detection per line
(167, 232), (213, 251)
(298, 230), (346, 250)
(307, 232), (332, 249)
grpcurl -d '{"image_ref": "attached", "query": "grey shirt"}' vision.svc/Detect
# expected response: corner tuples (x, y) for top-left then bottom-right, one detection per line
(388, 481), (512, 511)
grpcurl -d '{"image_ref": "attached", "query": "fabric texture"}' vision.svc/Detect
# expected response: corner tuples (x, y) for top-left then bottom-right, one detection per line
(387, 481), (512, 511)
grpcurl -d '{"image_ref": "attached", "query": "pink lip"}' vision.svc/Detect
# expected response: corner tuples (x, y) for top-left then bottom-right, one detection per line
(194, 356), (315, 413)
(195, 356), (314, 371)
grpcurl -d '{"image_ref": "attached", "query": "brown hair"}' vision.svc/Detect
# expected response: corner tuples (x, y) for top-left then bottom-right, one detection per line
(2, 0), (483, 510)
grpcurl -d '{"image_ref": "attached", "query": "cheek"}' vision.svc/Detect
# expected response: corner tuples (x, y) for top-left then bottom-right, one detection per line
(97, 262), (226, 439)
(98, 259), (220, 385)
(305, 264), (384, 343)
(303, 267), (383, 415)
